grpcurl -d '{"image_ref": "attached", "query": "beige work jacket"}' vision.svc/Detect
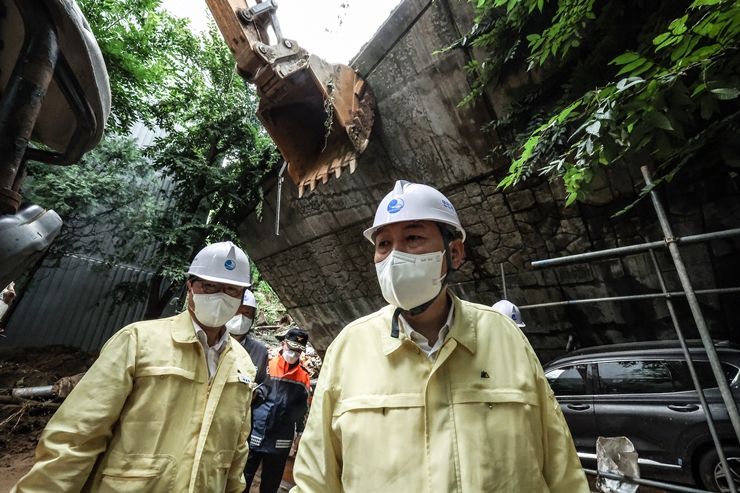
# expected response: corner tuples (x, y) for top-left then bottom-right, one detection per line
(292, 294), (588, 493)
(11, 311), (256, 493)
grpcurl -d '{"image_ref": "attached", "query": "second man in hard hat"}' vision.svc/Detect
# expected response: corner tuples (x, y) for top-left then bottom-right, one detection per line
(11, 241), (257, 493)
(291, 181), (588, 492)
(492, 299), (526, 328)
(227, 289), (269, 384)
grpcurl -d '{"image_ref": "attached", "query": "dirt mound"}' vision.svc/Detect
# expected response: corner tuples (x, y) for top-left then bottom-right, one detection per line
(0, 345), (96, 489)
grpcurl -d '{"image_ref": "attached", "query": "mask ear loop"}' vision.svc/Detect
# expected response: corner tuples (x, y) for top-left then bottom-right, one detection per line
(390, 225), (456, 338)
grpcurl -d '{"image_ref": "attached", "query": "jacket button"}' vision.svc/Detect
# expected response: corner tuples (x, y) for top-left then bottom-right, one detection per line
(487, 403), (493, 409)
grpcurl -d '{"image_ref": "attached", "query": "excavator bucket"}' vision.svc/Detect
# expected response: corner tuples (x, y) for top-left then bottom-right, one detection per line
(257, 55), (374, 196)
(205, 0), (375, 196)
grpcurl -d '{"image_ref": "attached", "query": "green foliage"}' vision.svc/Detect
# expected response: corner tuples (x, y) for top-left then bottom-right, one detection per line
(460, 0), (740, 205)
(140, 23), (279, 304)
(250, 266), (287, 324)
(26, 1), (280, 315)
(24, 135), (160, 257)
(78, 0), (198, 132)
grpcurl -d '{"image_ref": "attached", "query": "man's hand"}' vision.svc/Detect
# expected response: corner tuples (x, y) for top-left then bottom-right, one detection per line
(252, 383), (267, 403)
(290, 433), (302, 457)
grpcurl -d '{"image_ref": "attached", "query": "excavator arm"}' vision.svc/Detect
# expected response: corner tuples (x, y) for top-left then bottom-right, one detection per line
(205, 0), (375, 196)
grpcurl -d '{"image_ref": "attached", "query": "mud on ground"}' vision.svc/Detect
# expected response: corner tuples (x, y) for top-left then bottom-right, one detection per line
(0, 345), (96, 490)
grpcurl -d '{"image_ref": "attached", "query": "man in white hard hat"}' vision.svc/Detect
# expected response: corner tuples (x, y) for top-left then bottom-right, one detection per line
(292, 181), (588, 493)
(492, 299), (526, 328)
(227, 289), (269, 384)
(12, 241), (257, 493)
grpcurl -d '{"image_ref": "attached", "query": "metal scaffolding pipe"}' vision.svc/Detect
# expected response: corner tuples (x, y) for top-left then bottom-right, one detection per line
(518, 286), (740, 310)
(648, 248), (736, 493)
(530, 228), (740, 269)
(642, 165), (740, 445)
(583, 468), (712, 493)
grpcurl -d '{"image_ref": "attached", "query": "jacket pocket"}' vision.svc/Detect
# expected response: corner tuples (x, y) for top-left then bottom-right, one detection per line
(332, 394), (425, 492)
(214, 449), (235, 469)
(452, 388), (545, 491)
(137, 365), (203, 382)
(451, 387), (538, 406)
(333, 393), (424, 416)
(98, 454), (175, 493)
(209, 449), (236, 493)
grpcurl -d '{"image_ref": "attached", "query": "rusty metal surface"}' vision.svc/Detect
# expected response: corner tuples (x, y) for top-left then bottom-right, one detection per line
(0, 0), (58, 214)
(205, 0), (375, 196)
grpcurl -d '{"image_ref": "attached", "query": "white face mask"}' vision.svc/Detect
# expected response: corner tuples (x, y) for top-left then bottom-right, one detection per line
(192, 292), (242, 328)
(375, 249), (446, 311)
(226, 315), (253, 336)
(282, 349), (300, 365)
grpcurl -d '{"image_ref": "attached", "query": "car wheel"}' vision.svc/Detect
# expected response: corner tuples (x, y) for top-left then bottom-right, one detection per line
(699, 446), (740, 492)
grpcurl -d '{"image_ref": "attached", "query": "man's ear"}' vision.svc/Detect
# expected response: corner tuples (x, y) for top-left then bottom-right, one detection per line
(449, 239), (465, 270)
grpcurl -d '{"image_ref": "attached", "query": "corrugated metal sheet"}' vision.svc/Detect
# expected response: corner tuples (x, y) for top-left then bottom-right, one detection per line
(1, 254), (153, 352)
(130, 121), (167, 148)
(1, 123), (176, 352)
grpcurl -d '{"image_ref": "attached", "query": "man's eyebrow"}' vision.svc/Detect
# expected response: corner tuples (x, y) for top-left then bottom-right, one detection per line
(402, 222), (426, 231)
(375, 221), (427, 238)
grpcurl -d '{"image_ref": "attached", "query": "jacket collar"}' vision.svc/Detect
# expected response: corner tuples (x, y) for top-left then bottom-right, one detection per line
(172, 310), (238, 356)
(381, 292), (476, 356)
(172, 311), (199, 344)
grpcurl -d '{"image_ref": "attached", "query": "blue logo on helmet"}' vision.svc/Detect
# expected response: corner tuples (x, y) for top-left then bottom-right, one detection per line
(387, 198), (404, 214)
(224, 259), (236, 271)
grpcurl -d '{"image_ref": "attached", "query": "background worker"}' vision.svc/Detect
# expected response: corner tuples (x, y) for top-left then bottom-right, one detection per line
(291, 180), (588, 492)
(492, 299), (526, 328)
(11, 241), (256, 493)
(245, 328), (311, 493)
(228, 289), (269, 384)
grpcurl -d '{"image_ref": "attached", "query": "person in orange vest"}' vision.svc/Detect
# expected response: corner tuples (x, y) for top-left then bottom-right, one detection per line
(244, 328), (311, 493)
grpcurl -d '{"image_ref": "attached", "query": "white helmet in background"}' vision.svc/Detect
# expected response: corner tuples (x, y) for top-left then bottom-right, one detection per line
(363, 180), (466, 242)
(492, 300), (526, 328)
(242, 289), (257, 308)
(188, 241), (251, 287)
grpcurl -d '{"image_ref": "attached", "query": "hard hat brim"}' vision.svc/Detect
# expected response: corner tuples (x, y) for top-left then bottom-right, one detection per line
(363, 218), (466, 243)
(189, 272), (251, 288)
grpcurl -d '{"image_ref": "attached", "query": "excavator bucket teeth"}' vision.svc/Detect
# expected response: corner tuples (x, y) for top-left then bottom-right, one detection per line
(204, 0), (375, 194)
(256, 55), (375, 194)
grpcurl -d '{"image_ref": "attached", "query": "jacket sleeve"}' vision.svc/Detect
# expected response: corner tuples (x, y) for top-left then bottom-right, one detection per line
(290, 354), (343, 493)
(225, 392), (253, 493)
(529, 346), (590, 493)
(11, 329), (137, 493)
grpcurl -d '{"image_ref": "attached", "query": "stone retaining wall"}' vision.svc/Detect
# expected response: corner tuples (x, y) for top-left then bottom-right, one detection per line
(238, 0), (740, 358)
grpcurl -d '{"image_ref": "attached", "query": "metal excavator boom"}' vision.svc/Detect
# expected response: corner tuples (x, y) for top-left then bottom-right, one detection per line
(205, 0), (375, 197)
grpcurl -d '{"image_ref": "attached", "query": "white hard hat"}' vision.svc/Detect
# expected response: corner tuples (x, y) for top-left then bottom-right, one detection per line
(363, 180), (466, 243)
(187, 241), (251, 287)
(242, 289), (257, 308)
(492, 300), (526, 328)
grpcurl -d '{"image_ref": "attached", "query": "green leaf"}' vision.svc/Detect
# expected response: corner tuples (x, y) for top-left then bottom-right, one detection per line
(610, 52), (641, 65)
(644, 111), (674, 131)
(691, 83), (707, 97)
(709, 87), (740, 100)
(689, 0), (721, 7)
(585, 120), (601, 136)
(556, 100), (582, 123)
(615, 77), (645, 92)
(669, 15), (688, 35)
(652, 32), (672, 47)
(616, 57), (646, 76)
